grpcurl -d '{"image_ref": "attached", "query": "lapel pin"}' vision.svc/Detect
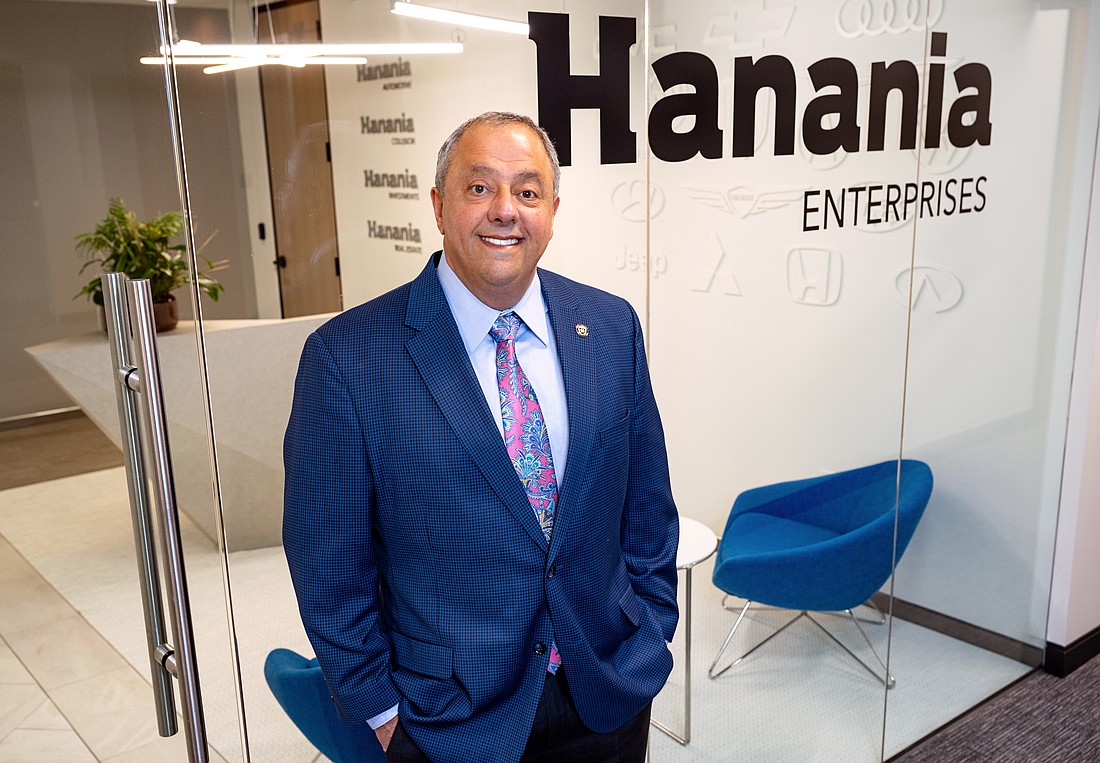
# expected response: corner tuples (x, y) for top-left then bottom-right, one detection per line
(575, 323), (589, 337)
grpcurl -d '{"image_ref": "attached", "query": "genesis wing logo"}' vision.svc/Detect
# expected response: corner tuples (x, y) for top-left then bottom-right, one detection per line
(686, 185), (805, 218)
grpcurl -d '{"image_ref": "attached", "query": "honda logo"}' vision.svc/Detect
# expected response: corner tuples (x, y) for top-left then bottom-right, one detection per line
(787, 248), (843, 305)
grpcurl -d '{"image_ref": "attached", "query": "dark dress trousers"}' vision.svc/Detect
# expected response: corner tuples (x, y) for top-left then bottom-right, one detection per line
(284, 253), (679, 763)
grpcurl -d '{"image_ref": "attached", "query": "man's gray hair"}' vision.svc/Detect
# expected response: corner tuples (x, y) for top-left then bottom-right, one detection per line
(434, 112), (561, 199)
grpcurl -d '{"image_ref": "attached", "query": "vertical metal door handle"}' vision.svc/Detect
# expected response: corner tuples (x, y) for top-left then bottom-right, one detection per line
(101, 273), (177, 737)
(127, 278), (209, 763)
(101, 273), (209, 762)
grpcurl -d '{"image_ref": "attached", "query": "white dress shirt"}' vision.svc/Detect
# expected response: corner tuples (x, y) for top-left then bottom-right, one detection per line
(436, 251), (570, 486)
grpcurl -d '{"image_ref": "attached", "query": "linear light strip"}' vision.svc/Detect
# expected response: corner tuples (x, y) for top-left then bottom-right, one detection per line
(391, 1), (529, 36)
(139, 41), (462, 72)
(163, 42), (463, 56)
(140, 56), (370, 67)
(202, 60), (273, 75)
(140, 57), (239, 66)
(141, 57), (374, 71)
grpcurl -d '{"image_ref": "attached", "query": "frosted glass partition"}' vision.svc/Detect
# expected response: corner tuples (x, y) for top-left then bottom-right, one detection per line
(185, 0), (913, 758)
(901, 0), (1094, 648)
(888, 0), (1100, 754)
(642, 2), (920, 760)
(166, 2), (655, 761)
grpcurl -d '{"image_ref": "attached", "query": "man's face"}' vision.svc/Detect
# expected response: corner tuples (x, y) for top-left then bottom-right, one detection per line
(431, 122), (559, 310)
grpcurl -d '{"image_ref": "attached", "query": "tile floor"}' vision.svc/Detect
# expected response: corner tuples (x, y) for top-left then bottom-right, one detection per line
(0, 414), (228, 762)
(0, 534), (229, 762)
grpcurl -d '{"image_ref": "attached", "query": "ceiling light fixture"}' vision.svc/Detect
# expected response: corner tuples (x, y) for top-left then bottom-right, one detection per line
(140, 40), (463, 74)
(391, 1), (529, 36)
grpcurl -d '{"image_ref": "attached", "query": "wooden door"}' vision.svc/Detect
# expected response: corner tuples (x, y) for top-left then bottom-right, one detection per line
(258, 0), (342, 317)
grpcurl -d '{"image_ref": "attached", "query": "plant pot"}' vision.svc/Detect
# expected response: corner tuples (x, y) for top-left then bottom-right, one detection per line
(153, 294), (179, 332)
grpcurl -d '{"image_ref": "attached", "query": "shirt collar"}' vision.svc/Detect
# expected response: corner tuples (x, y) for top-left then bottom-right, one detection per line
(437, 251), (550, 353)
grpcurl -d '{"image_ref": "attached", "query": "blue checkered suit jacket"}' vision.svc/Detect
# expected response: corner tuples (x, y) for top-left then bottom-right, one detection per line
(283, 253), (679, 763)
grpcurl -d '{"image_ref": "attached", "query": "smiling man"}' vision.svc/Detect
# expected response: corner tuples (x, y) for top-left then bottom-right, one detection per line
(284, 112), (679, 763)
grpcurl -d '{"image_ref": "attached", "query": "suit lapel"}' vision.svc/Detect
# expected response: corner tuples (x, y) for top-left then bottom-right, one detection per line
(540, 272), (598, 559)
(404, 257), (550, 551)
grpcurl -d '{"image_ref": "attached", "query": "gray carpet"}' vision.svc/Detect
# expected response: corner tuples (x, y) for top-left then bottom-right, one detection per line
(895, 654), (1100, 762)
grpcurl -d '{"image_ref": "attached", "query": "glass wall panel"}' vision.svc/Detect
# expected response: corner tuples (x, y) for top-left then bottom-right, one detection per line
(1, 0), (181, 420)
(890, 0), (1100, 757)
(643, 1), (920, 760)
(3, 1), (245, 761)
(170, 1), (651, 760)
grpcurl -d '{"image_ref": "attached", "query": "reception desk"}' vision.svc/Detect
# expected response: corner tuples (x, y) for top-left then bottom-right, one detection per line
(26, 315), (330, 550)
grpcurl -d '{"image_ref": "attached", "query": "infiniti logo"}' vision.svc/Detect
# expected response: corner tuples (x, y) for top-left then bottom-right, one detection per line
(893, 266), (964, 312)
(836, 0), (945, 39)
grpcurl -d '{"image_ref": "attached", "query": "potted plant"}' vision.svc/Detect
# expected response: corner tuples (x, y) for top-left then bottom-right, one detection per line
(75, 198), (225, 331)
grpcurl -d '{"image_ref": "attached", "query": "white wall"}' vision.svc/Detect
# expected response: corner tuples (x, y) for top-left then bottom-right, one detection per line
(319, 0), (649, 313)
(1048, 96), (1100, 647)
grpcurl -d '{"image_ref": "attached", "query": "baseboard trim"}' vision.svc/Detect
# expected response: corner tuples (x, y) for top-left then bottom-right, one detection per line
(870, 593), (1043, 667)
(1044, 625), (1100, 677)
(0, 406), (82, 432)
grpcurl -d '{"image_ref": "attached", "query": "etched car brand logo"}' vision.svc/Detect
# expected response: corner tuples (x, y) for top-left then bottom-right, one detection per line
(788, 248), (843, 306)
(686, 185), (805, 218)
(836, 0), (944, 39)
(692, 235), (742, 295)
(611, 181), (665, 221)
(894, 266), (964, 312)
(703, 3), (795, 49)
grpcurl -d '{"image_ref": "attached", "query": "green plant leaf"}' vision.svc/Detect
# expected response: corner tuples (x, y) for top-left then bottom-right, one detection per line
(74, 198), (225, 304)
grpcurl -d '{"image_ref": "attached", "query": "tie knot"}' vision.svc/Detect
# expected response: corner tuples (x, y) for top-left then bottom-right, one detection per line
(489, 312), (522, 344)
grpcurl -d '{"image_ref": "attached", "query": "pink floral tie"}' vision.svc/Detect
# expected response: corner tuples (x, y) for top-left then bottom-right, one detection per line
(490, 312), (562, 674)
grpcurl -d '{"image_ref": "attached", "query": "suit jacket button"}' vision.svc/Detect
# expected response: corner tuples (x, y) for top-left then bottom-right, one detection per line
(547, 565), (556, 578)
(534, 642), (547, 655)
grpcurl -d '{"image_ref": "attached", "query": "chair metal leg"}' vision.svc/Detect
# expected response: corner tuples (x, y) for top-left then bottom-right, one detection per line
(818, 599), (887, 625)
(709, 599), (752, 679)
(708, 603), (807, 679)
(805, 611), (896, 688)
(843, 610), (896, 688)
(709, 601), (897, 687)
(852, 599), (887, 625)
